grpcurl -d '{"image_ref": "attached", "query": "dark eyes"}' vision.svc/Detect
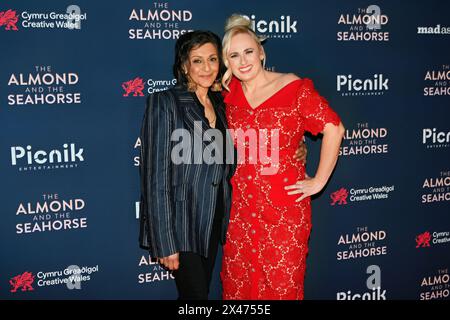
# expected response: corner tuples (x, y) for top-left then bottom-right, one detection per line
(192, 57), (218, 63)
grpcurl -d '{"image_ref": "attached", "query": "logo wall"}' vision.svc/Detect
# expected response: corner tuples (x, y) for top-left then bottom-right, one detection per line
(423, 65), (450, 96)
(15, 193), (88, 234)
(122, 77), (177, 96)
(420, 268), (450, 300)
(0, 5), (86, 31)
(7, 66), (81, 106)
(10, 265), (99, 293)
(337, 265), (387, 300)
(421, 171), (450, 204)
(10, 142), (85, 172)
(330, 185), (394, 206)
(337, 73), (389, 96)
(138, 255), (175, 284)
(417, 24), (450, 36)
(340, 122), (389, 156)
(337, 5), (389, 42)
(243, 14), (298, 39)
(337, 227), (388, 261)
(416, 230), (450, 248)
(128, 2), (193, 40)
(423, 128), (450, 149)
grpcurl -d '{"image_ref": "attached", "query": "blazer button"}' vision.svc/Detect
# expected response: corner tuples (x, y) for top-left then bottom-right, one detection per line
(212, 182), (219, 187)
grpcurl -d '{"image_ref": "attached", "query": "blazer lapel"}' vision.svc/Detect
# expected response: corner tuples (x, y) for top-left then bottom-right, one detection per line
(209, 91), (237, 176)
(209, 91), (227, 131)
(174, 86), (214, 143)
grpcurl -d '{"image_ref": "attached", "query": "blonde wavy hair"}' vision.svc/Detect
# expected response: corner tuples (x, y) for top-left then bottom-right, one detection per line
(221, 14), (266, 91)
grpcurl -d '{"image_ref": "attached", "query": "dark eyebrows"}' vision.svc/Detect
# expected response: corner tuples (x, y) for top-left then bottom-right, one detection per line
(190, 54), (218, 59)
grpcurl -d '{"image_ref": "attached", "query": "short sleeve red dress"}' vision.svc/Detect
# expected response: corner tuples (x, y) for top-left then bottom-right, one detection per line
(221, 76), (341, 300)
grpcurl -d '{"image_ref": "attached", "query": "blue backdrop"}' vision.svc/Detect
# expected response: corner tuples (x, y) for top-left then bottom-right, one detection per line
(1, 0), (449, 300)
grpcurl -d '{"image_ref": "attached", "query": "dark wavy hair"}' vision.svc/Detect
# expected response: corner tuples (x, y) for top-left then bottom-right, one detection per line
(173, 30), (225, 87)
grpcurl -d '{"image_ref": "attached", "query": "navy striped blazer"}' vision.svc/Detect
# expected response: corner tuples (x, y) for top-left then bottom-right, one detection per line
(138, 85), (236, 258)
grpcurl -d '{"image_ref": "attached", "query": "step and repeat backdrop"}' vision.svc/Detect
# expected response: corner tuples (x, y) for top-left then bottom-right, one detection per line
(1, 0), (449, 300)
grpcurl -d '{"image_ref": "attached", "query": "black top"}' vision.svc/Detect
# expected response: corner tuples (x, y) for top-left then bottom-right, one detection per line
(190, 91), (227, 168)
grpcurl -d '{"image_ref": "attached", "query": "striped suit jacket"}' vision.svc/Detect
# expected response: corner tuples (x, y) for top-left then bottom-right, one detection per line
(138, 85), (236, 258)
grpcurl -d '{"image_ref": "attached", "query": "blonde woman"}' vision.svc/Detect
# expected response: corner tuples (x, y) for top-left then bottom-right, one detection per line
(220, 14), (345, 300)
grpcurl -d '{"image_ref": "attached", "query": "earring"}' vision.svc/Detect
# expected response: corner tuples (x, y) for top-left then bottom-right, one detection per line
(211, 79), (222, 92)
(185, 73), (197, 92)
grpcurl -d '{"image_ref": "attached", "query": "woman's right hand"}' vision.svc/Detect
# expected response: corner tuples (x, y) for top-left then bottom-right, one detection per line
(159, 252), (180, 270)
(294, 138), (307, 164)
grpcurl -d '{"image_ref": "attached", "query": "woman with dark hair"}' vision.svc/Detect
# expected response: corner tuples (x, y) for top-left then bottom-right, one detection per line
(138, 30), (233, 300)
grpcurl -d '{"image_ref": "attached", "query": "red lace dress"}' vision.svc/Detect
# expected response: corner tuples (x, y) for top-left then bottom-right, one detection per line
(221, 77), (341, 300)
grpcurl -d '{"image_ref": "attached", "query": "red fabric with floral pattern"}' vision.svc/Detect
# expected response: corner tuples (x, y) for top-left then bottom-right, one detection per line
(221, 76), (341, 300)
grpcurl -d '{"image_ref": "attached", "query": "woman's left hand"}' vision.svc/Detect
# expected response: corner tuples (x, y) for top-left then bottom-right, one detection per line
(284, 176), (325, 202)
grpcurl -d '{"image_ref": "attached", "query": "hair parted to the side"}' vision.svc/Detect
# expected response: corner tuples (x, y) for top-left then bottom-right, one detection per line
(221, 14), (267, 91)
(173, 30), (225, 88)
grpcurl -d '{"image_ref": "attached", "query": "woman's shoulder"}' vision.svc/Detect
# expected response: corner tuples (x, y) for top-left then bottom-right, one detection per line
(147, 87), (173, 99)
(284, 74), (316, 94)
(281, 72), (301, 83)
(145, 87), (180, 112)
(269, 72), (300, 85)
(275, 72), (316, 85)
(264, 73), (302, 95)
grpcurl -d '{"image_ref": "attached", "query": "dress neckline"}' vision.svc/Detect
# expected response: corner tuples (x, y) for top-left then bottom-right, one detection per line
(238, 78), (302, 110)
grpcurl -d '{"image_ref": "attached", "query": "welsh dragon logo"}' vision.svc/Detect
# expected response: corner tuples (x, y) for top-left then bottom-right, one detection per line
(122, 77), (145, 97)
(10, 271), (35, 292)
(0, 9), (19, 31)
(330, 187), (348, 205)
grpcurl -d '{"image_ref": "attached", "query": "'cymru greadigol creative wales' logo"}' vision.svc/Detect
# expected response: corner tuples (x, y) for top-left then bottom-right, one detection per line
(122, 76), (177, 97)
(416, 230), (450, 249)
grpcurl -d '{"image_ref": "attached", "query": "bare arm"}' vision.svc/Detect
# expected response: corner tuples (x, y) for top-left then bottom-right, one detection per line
(314, 121), (345, 187)
(285, 121), (345, 201)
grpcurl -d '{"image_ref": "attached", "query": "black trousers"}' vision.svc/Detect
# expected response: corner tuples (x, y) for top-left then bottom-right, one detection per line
(173, 185), (224, 300)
